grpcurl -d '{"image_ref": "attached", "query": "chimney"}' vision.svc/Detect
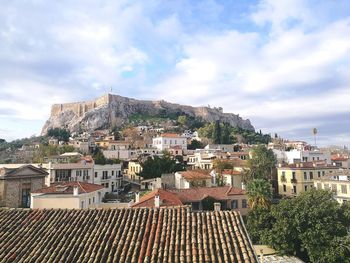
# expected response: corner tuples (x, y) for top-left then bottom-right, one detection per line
(135, 192), (140, 203)
(154, 195), (160, 208)
(214, 202), (221, 212)
(73, 185), (79, 196)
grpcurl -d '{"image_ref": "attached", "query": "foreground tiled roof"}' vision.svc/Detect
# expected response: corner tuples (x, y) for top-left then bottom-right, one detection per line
(0, 207), (257, 262)
(132, 189), (183, 208)
(32, 182), (104, 194)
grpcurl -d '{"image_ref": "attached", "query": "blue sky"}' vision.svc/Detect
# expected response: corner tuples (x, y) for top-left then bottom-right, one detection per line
(1, 0), (350, 147)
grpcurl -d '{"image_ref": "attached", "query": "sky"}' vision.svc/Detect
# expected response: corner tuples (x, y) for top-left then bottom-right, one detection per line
(0, 0), (350, 147)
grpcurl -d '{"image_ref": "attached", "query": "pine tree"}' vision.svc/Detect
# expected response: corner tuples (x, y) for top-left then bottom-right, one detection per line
(212, 120), (222, 144)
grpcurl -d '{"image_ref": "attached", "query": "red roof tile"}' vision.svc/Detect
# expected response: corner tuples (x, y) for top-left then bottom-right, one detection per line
(132, 189), (183, 208)
(169, 186), (246, 202)
(0, 207), (257, 262)
(178, 170), (212, 180)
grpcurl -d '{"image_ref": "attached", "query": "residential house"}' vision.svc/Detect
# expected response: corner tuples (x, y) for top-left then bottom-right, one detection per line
(0, 207), (258, 262)
(133, 186), (249, 215)
(152, 133), (187, 151)
(127, 161), (143, 181)
(314, 170), (350, 204)
(0, 165), (47, 208)
(277, 162), (340, 197)
(284, 149), (332, 165)
(175, 170), (212, 189)
(93, 164), (123, 193)
(332, 154), (350, 168)
(140, 177), (162, 190)
(205, 144), (236, 152)
(31, 182), (104, 209)
(47, 162), (94, 185)
(211, 169), (244, 189)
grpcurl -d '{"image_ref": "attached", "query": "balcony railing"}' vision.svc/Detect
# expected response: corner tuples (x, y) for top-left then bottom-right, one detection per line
(291, 178), (297, 183)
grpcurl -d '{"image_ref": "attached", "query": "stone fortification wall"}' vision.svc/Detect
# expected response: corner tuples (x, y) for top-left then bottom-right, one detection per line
(50, 94), (110, 117)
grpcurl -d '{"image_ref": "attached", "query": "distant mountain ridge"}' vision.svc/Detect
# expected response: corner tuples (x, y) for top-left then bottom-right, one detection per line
(41, 93), (254, 134)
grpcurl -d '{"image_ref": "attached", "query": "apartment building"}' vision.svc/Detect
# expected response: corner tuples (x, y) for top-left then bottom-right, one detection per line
(152, 133), (187, 151)
(174, 170), (212, 189)
(93, 164), (122, 193)
(314, 170), (350, 204)
(277, 162), (339, 197)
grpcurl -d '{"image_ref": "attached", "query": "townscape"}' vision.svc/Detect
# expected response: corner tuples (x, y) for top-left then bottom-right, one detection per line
(2, 1), (350, 262)
(1, 94), (350, 262)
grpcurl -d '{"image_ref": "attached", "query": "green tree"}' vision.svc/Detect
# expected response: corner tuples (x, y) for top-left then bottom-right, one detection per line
(246, 179), (272, 209)
(187, 139), (204, 150)
(93, 148), (107, 165)
(245, 145), (276, 181)
(47, 128), (70, 142)
(177, 115), (187, 127)
(264, 189), (350, 262)
(246, 207), (274, 244)
(139, 155), (185, 179)
(221, 122), (231, 144)
(212, 120), (222, 144)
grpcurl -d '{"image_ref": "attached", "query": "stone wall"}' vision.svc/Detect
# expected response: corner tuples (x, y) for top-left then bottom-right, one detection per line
(50, 94), (110, 117)
(4, 178), (45, 208)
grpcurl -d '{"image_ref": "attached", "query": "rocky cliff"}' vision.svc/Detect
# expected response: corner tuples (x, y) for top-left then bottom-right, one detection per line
(41, 94), (254, 134)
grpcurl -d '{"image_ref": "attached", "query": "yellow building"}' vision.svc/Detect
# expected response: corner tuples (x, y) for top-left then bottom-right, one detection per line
(127, 161), (143, 181)
(314, 170), (350, 204)
(277, 162), (339, 197)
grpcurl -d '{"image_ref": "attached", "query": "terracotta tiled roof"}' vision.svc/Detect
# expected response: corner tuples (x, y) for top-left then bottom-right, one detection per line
(178, 170), (212, 180)
(132, 189), (183, 208)
(170, 186), (247, 202)
(221, 169), (242, 175)
(159, 133), (182, 138)
(32, 182), (104, 194)
(0, 207), (257, 262)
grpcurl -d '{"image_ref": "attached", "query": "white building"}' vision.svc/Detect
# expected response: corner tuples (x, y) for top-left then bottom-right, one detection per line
(152, 133), (187, 151)
(205, 144), (235, 152)
(31, 182), (104, 209)
(175, 171), (212, 189)
(93, 164), (123, 193)
(274, 149), (331, 165)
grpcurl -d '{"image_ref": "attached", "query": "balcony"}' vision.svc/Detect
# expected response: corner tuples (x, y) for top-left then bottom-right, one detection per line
(291, 178), (297, 184)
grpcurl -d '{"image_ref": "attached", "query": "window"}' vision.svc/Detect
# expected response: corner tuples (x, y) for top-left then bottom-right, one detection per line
(292, 172), (296, 179)
(318, 171), (321, 178)
(95, 172), (98, 178)
(242, 199), (247, 208)
(332, 184), (337, 192)
(102, 171), (108, 179)
(282, 171), (286, 176)
(112, 171), (114, 176)
(304, 172), (307, 180)
(322, 171), (326, 176)
(293, 186), (297, 194)
(93, 197), (95, 203)
(309, 172), (313, 180)
(283, 185), (286, 192)
(21, 189), (31, 208)
(341, 185), (347, 194)
(89, 198), (91, 205)
(304, 185), (308, 191)
(76, 170), (82, 177)
(231, 200), (238, 209)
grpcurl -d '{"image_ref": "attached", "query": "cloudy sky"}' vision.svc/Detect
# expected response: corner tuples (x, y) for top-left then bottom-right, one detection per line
(1, 0), (350, 146)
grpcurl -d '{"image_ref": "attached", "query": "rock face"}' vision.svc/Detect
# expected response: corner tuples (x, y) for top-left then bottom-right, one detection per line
(41, 94), (254, 134)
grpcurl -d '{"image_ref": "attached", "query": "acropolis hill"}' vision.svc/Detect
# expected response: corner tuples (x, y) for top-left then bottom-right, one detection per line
(42, 93), (254, 134)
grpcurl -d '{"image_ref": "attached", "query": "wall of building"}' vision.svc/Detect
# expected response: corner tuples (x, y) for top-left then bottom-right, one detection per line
(32, 195), (80, 209)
